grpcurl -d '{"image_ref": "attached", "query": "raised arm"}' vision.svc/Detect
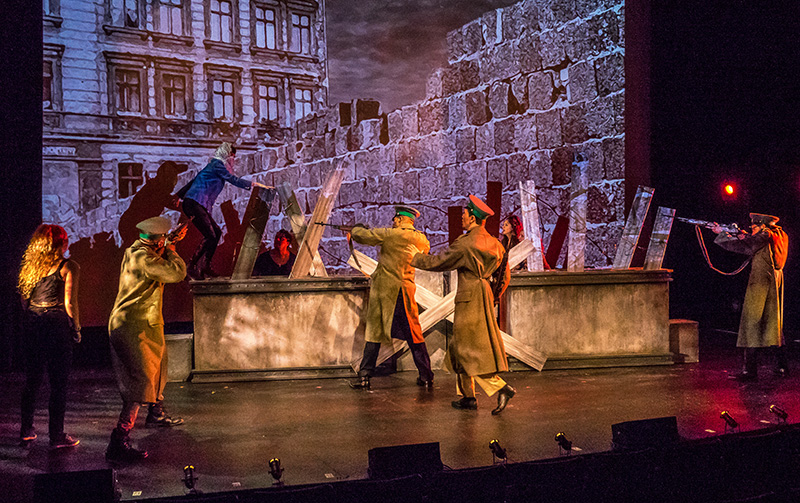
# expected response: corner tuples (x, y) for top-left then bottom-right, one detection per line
(350, 225), (392, 247)
(212, 161), (252, 190)
(141, 247), (187, 284)
(714, 230), (770, 255)
(411, 238), (466, 272)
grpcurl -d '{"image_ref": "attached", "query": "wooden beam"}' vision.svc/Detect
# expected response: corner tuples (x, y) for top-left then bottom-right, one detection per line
(290, 168), (344, 278)
(230, 187), (276, 280)
(545, 215), (569, 268)
(567, 154), (588, 272)
(347, 240), (547, 371)
(613, 185), (655, 269)
(519, 180), (545, 272)
(277, 182), (327, 277)
(643, 206), (676, 270)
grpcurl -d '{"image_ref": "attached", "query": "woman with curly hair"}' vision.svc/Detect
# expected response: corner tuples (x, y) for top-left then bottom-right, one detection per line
(501, 215), (525, 271)
(17, 224), (81, 449)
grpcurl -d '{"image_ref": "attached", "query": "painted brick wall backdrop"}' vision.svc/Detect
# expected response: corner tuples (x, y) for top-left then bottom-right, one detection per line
(63, 0), (625, 325)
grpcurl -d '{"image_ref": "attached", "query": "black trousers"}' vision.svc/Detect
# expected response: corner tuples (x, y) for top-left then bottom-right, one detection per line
(183, 197), (222, 274)
(21, 309), (73, 438)
(358, 293), (434, 381)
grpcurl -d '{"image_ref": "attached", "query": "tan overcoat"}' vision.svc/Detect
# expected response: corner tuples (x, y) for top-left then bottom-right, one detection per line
(715, 226), (788, 348)
(351, 223), (430, 344)
(411, 225), (510, 376)
(108, 241), (186, 403)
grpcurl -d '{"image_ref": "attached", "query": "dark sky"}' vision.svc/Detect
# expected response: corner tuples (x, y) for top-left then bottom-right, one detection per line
(326, 0), (519, 113)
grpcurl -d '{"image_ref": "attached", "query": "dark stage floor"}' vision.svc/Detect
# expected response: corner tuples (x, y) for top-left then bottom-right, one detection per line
(2, 331), (800, 502)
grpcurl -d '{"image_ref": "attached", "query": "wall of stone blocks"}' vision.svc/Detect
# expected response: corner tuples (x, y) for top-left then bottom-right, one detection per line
(73, 0), (625, 272)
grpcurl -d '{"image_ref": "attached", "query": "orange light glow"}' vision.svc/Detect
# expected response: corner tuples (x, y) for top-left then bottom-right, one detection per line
(724, 184), (735, 195)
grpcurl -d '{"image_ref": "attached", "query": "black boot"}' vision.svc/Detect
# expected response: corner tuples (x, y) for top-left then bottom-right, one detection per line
(146, 402), (185, 427)
(491, 385), (517, 415)
(730, 348), (758, 381)
(349, 376), (370, 390)
(451, 397), (478, 410)
(106, 428), (148, 463)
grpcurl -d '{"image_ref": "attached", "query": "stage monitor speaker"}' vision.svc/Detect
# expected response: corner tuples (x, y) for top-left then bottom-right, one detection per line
(368, 442), (443, 479)
(34, 468), (117, 503)
(612, 416), (680, 451)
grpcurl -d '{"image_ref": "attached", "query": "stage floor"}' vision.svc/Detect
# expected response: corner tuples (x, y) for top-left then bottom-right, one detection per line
(2, 332), (800, 502)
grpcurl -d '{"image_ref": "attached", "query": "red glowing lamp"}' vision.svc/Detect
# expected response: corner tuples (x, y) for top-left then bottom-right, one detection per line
(724, 184), (735, 195)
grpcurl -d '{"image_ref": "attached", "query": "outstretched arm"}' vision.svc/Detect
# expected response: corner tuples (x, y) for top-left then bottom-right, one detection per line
(411, 238), (466, 272)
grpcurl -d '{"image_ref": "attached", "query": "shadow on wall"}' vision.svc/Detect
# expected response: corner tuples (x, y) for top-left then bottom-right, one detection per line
(71, 161), (250, 327)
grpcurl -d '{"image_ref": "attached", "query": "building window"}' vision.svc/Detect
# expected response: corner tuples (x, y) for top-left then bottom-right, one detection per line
(114, 69), (142, 113)
(289, 13), (311, 54)
(258, 83), (279, 122)
(254, 6), (276, 49)
(158, 0), (184, 35)
(294, 88), (312, 121)
(118, 162), (144, 198)
(43, 61), (53, 110)
(210, 0), (234, 43)
(43, 0), (59, 16)
(78, 164), (103, 212)
(212, 79), (236, 121)
(162, 74), (186, 117)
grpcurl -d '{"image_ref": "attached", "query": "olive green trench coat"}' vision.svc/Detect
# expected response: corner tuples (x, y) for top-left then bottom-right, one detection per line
(715, 226), (788, 348)
(351, 223), (430, 344)
(411, 225), (510, 376)
(108, 241), (186, 403)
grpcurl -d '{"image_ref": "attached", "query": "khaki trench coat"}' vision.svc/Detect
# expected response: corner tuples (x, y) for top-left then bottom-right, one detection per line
(411, 225), (510, 376)
(108, 241), (186, 403)
(715, 226), (788, 348)
(351, 223), (430, 344)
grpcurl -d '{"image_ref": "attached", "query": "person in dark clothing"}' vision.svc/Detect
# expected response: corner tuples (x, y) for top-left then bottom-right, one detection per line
(253, 229), (297, 276)
(17, 224), (81, 449)
(174, 142), (271, 279)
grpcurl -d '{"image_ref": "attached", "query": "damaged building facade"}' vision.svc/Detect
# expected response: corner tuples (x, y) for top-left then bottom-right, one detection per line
(42, 0), (328, 227)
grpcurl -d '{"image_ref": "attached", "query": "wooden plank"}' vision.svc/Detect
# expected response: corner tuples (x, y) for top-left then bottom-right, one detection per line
(643, 206), (676, 270)
(230, 187), (276, 280)
(518, 180), (545, 271)
(348, 241), (547, 371)
(486, 180), (502, 238)
(567, 154), (589, 272)
(290, 168), (344, 278)
(277, 182), (327, 277)
(612, 185), (655, 269)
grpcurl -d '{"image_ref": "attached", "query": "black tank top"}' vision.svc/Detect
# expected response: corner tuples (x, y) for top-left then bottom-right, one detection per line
(29, 260), (67, 309)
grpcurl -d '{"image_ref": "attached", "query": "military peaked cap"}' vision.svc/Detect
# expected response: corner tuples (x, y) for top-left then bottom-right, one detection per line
(136, 216), (171, 237)
(466, 194), (494, 220)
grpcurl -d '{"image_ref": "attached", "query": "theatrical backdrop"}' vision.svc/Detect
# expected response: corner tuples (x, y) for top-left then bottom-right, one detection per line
(41, 0), (627, 327)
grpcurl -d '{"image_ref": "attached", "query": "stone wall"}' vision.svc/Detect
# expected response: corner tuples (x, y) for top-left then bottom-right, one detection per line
(71, 0), (625, 272)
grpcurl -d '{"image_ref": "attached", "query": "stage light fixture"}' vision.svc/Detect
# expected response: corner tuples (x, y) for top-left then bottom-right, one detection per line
(770, 405), (788, 423)
(724, 184), (735, 196)
(720, 411), (739, 432)
(269, 458), (284, 486)
(489, 439), (507, 464)
(182, 465), (202, 495)
(555, 432), (572, 455)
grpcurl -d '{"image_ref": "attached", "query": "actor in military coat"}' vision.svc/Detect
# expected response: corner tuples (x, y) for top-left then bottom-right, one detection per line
(348, 206), (434, 389)
(713, 213), (789, 380)
(411, 195), (516, 414)
(106, 217), (186, 463)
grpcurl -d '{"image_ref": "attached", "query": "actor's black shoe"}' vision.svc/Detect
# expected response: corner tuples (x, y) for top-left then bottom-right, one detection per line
(50, 433), (80, 449)
(416, 377), (434, 389)
(106, 429), (148, 463)
(729, 371), (758, 382)
(491, 385), (517, 415)
(451, 397), (478, 410)
(349, 376), (371, 390)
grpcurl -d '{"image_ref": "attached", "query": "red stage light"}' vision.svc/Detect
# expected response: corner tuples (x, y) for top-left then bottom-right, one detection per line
(724, 184), (735, 195)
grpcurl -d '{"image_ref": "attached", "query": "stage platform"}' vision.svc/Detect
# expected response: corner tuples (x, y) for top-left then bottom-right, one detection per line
(2, 330), (800, 502)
